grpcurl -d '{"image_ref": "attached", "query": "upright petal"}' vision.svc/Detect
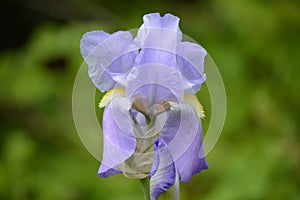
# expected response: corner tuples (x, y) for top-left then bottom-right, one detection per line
(150, 138), (177, 200)
(98, 97), (136, 177)
(126, 64), (185, 105)
(143, 13), (181, 31)
(80, 30), (108, 56)
(135, 13), (182, 66)
(176, 42), (207, 93)
(80, 30), (139, 92)
(160, 102), (208, 181)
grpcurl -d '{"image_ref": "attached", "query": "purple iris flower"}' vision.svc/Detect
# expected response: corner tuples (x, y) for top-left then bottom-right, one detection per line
(80, 13), (208, 199)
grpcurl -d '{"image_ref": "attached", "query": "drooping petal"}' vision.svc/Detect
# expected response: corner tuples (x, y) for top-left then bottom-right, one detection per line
(160, 102), (208, 182)
(126, 64), (185, 105)
(98, 164), (121, 177)
(98, 97), (136, 177)
(80, 30), (139, 92)
(150, 138), (177, 200)
(176, 42), (207, 93)
(135, 13), (182, 66)
(174, 121), (208, 182)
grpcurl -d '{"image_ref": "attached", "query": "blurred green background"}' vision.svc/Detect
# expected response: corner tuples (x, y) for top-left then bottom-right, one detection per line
(1, 0), (300, 199)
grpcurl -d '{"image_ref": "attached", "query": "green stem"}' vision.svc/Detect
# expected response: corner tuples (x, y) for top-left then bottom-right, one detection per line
(139, 178), (151, 200)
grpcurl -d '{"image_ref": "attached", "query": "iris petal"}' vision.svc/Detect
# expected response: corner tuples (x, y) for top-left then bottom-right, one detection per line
(80, 30), (139, 92)
(177, 42), (207, 93)
(174, 121), (208, 182)
(160, 102), (208, 181)
(150, 138), (177, 200)
(143, 13), (181, 31)
(126, 64), (184, 105)
(135, 13), (182, 66)
(80, 30), (110, 59)
(98, 97), (136, 177)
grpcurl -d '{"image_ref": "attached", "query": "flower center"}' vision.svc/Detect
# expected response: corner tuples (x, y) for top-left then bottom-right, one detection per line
(119, 96), (174, 179)
(131, 96), (172, 121)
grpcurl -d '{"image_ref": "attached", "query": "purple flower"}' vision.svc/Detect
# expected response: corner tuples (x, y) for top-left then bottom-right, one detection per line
(80, 13), (208, 199)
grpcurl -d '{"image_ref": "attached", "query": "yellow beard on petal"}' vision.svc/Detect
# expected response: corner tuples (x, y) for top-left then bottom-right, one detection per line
(183, 94), (205, 119)
(99, 88), (126, 108)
